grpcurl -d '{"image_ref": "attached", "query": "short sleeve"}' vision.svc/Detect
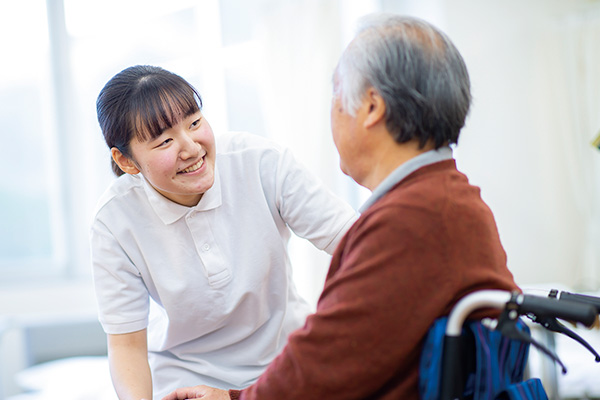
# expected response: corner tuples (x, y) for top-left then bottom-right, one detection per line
(90, 219), (149, 334)
(272, 147), (357, 254)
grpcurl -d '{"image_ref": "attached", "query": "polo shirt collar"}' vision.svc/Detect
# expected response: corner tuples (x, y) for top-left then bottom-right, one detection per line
(359, 146), (453, 213)
(141, 165), (223, 225)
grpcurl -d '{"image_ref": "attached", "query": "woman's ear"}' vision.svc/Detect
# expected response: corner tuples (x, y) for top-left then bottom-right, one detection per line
(111, 147), (140, 175)
(363, 87), (386, 129)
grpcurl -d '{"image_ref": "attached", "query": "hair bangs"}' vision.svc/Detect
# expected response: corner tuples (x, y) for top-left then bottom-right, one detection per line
(130, 78), (201, 143)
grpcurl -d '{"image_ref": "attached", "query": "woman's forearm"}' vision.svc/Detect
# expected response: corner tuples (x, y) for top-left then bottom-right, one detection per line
(108, 330), (153, 400)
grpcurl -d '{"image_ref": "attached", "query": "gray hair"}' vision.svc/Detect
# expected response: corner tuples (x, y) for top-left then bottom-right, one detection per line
(334, 14), (471, 148)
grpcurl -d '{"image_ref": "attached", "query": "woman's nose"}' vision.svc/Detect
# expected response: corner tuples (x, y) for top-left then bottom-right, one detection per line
(179, 133), (200, 160)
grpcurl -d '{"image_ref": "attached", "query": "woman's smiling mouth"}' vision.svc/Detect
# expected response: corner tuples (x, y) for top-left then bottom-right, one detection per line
(179, 157), (204, 174)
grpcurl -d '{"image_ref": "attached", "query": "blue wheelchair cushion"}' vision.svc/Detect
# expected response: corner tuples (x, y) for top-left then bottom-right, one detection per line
(496, 379), (548, 400)
(419, 317), (548, 400)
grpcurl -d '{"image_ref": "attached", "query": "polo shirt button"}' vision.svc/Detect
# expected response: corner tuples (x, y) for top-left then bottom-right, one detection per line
(202, 243), (210, 251)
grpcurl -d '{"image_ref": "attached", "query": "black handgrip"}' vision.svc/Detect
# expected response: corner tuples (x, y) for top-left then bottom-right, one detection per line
(518, 294), (597, 327)
(558, 291), (600, 314)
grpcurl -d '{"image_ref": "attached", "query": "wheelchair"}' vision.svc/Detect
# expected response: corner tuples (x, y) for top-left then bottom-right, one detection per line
(419, 289), (600, 400)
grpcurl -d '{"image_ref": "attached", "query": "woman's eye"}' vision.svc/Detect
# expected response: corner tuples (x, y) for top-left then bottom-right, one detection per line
(156, 138), (172, 148)
(190, 118), (201, 129)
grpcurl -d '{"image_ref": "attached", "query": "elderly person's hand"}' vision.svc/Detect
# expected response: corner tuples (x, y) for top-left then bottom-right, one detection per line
(162, 385), (230, 400)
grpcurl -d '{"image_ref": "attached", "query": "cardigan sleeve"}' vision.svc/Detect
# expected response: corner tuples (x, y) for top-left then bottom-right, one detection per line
(236, 207), (446, 399)
(234, 185), (517, 399)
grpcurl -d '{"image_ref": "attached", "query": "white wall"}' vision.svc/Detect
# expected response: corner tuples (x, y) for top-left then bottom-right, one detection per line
(441, 0), (600, 289)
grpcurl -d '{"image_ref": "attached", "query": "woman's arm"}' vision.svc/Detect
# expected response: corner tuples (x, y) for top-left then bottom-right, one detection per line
(108, 329), (153, 400)
(273, 147), (357, 254)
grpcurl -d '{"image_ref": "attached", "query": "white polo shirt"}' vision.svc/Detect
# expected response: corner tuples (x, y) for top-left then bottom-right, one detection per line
(90, 131), (357, 398)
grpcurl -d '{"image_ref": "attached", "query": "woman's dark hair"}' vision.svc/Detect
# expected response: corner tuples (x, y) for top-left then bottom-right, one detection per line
(96, 65), (203, 176)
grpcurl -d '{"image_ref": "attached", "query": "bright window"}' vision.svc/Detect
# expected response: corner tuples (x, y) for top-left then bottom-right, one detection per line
(0, 0), (370, 293)
(0, 1), (67, 279)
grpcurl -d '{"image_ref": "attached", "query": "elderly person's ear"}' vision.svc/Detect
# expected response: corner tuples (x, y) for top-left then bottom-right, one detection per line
(363, 87), (386, 128)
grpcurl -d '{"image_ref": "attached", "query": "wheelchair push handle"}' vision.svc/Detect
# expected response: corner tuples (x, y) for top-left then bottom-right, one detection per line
(518, 293), (597, 328)
(439, 290), (598, 400)
(445, 290), (597, 337)
(553, 290), (600, 314)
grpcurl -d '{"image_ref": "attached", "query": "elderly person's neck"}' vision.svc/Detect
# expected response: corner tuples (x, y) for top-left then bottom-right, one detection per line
(363, 124), (437, 191)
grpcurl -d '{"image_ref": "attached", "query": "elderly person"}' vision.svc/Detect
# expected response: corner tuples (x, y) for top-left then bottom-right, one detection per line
(163, 13), (518, 400)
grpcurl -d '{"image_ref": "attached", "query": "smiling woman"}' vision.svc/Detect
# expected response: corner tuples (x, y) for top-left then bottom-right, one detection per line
(0, 1), (375, 399)
(0, 0), (368, 291)
(98, 65), (217, 207)
(123, 112), (216, 207)
(90, 64), (357, 399)
(0, 0), (229, 284)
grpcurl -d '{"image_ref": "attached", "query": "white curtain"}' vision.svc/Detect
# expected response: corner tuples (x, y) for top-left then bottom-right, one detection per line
(524, 8), (600, 289)
(445, 0), (600, 290)
(249, 0), (378, 307)
(553, 11), (600, 289)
